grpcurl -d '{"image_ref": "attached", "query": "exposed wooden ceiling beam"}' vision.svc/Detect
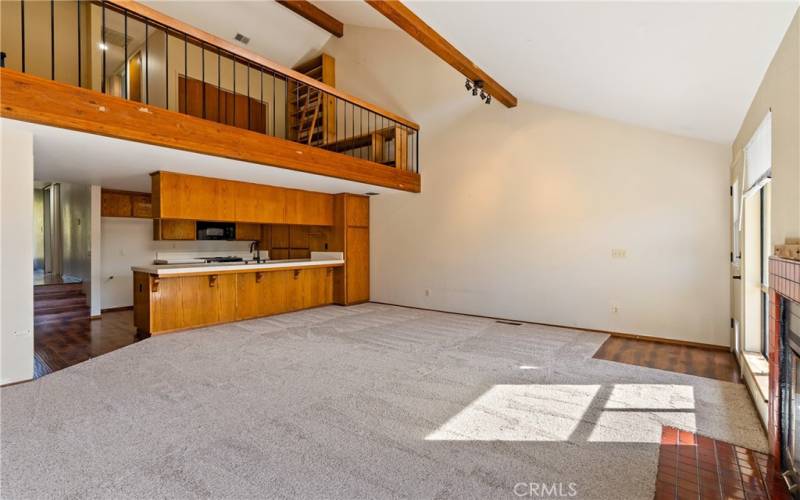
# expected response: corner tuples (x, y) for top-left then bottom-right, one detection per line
(276, 1), (344, 38)
(365, 0), (517, 108)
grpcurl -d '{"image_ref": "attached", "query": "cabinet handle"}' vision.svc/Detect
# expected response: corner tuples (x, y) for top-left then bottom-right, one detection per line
(151, 277), (160, 293)
(293, 269), (301, 280)
(209, 275), (218, 287)
(255, 272), (263, 283)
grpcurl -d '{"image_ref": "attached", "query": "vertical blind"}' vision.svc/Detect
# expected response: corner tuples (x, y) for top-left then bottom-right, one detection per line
(744, 112), (772, 194)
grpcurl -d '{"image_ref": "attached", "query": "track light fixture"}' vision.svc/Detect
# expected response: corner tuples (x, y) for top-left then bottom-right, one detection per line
(464, 79), (492, 105)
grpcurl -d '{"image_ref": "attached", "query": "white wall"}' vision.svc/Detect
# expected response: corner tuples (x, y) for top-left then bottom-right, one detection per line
(100, 217), (250, 309)
(324, 26), (732, 346)
(1, 127), (34, 385)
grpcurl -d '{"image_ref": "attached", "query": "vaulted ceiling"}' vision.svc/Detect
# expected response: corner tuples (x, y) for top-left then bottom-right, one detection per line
(143, 1), (798, 143)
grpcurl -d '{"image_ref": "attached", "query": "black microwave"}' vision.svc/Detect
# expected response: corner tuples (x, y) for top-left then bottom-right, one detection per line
(196, 221), (236, 240)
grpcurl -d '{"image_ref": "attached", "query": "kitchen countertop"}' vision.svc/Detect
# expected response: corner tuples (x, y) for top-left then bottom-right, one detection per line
(132, 257), (344, 276)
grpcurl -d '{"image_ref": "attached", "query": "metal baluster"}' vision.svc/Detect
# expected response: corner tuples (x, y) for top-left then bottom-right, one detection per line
(201, 42), (205, 119)
(20, 0), (25, 72)
(123, 11), (127, 98)
(247, 62), (251, 131)
(164, 28), (168, 109)
(232, 56), (236, 126)
(272, 71), (275, 136)
(183, 33), (187, 114)
(144, 21), (148, 104)
(50, 0), (54, 79)
(76, 0), (81, 87)
(123, 10), (128, 98)
(217, 48), (221, 122)
(284, 77), (288, 140)
(101, 1), (105, 93)
(259, 66), (263, 134)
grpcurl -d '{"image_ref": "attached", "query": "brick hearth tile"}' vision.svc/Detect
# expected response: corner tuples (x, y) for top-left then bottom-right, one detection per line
(656, 427), (788, 500)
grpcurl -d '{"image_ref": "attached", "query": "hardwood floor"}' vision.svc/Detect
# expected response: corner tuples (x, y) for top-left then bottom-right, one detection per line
(593, 336), (741, 383)
(34, 310), (147, 378)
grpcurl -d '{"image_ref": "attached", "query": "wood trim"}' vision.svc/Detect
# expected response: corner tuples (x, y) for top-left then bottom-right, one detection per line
(365, 0), (517, 108)
(370, 302), (731, 351)
(101, 305), (134, 314)
(0, 69), (421, 193)
(0, 377), (34, 388)
(276, 1), (344, 38)
(144, 263), (343, 279)
(107, 0), (418, 129)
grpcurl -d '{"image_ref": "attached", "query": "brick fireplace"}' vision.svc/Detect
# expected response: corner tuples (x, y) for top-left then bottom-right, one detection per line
(768, 257), (800, 493)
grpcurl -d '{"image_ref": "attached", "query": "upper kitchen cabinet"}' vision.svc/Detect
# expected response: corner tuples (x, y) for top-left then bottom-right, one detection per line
(285, 190), (334, 226)
(153, 172), (235, 221)
(234, 183), (286, 224)
(152, 171), (335, 226)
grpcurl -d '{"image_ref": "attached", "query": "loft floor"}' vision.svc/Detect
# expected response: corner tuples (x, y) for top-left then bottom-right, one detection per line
(5, 304), (766, 498)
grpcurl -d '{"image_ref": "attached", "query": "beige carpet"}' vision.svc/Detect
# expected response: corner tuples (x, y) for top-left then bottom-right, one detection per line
(1, 303), (766, 499)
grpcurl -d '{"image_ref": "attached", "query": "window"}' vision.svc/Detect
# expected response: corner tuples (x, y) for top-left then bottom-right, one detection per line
(740, 112), (772, 356)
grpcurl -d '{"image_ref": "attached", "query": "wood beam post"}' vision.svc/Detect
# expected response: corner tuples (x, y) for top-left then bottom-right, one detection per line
(365, 0), (517, 108)
(276, 1), (344, 38)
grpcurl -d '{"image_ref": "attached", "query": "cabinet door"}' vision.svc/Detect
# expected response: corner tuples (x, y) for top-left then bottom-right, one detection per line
(157, 173), (235, 221)
(235, 183), (286, 223)
(180, 275), (221, 327)
(131, 194), (152, 218)
(101, 191), (132, 217)
(346, 195), (369, 227)
(236, 272), (273, 319)
(236, 223), (261, 241)
(285, 190), (334, 226)
(303, 267), (333, 308)
(346, 227), (369, 304)
(156, 220), (196, 240)
(285, 269), (304, 312)
(263, 270), (289, 316)
(151, 277), (184, 333)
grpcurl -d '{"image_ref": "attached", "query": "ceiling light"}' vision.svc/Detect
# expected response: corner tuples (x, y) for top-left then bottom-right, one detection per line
(472, 87), (479, 96)
(485, 94), (492, 105)
(480, 90), (487, 100)
(98, 42), (109, 51)
(465, 79), (473, 91)
(234, 33), (251, 45)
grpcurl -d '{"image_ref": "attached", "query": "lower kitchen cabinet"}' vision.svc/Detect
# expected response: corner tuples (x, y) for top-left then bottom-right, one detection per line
(135, 266), (339, 335)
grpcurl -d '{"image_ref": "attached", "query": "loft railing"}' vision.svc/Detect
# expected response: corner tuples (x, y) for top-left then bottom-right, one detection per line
(0, 0), (419, 174)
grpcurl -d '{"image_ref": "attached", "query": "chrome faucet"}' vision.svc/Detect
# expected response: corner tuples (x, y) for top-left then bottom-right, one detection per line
(249, 240), (261, 263)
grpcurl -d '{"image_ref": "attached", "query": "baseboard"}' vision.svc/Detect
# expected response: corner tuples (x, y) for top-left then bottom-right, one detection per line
(369, 301), (730, 351)
(100, 305), (133, 314)
(1, 377), (34, 388)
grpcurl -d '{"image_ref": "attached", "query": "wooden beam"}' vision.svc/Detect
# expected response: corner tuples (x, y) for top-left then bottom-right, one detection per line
(276, 1), (344, 38)
(106, 1), (417, 129)
(0, 69), (421, 193)
(365, 0), (517, 108)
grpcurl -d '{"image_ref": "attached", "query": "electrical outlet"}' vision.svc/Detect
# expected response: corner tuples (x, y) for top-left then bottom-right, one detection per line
(425, 289), (431, 297)
(611, 249), (627, 259)
(611, 305), (619, 314)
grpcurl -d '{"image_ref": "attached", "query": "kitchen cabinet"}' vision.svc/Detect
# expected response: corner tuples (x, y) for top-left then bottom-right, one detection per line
(235, 223), (261, 241)
(153, 171), (235, 221)
(134, 265), (339, 335)
(285, 190), (334, 226)
(102, 189), (152, 218)
(332, 194), (370, 305)
(235, 183), (286, 223)
(154, 219), (196, 240)
(345, 227), (369, 303)
(152, 171), (333, 226)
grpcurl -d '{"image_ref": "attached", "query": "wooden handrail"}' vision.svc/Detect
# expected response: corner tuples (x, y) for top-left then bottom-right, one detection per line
(107, 0), (419, 130)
